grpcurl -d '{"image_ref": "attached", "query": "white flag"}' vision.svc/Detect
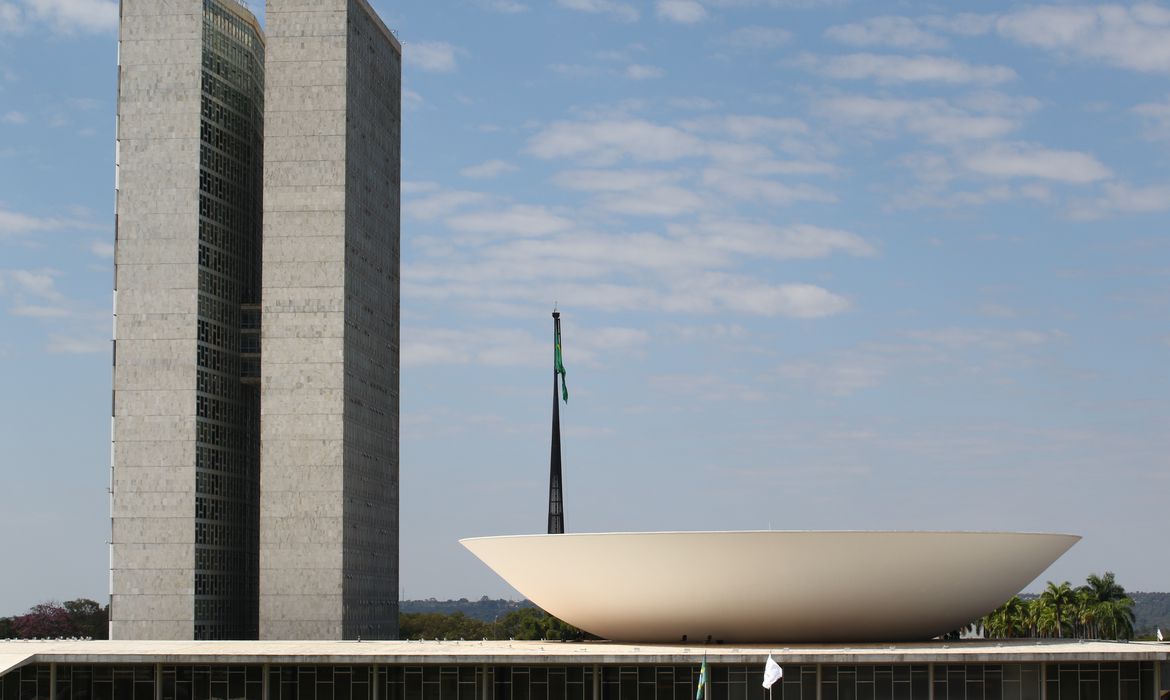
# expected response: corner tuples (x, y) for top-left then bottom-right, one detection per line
(1158, 628), (1164, 642)
(762, 655), (783, 689)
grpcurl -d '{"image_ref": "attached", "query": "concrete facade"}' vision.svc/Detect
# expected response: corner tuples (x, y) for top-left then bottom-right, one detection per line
(259, 0), (401, 641)
(112, 0), (212, 642)
(112, 0), (399, 642)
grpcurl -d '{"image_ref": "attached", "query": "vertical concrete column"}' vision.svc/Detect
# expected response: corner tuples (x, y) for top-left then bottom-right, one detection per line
(260, 0), (400, 640)
(260, 0), (350, 640)
(110, 0), (204, 641)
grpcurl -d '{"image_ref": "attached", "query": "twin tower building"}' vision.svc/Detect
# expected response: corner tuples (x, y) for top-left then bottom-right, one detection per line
(111, 0), (400, 640)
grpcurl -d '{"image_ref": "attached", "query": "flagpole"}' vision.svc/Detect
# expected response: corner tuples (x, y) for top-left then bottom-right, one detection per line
(547, 310), (565, 535)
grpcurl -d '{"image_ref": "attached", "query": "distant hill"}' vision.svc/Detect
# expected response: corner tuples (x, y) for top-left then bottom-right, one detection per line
(1133, 592), (1170, 635)
(401, 597), (535, 622)
(401, 593), (1170, 635)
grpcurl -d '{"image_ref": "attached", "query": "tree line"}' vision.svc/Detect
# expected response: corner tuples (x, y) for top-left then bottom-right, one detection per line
(978, 572), (1138, 640)
(399, 607), (595, 641)
(0, 600), (587, 642)
(1, 574), (1156, 642)
(0, 599), (109, 640)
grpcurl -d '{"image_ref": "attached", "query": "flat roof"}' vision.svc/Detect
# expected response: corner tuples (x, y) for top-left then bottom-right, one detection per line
(1, 639), (1167, 676)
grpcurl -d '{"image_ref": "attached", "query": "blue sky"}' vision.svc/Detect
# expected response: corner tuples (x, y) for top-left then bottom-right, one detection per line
(1, 0), (1168, 615)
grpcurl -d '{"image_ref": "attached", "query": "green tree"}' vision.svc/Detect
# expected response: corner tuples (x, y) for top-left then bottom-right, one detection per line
(1039, 582), (1077, 638)
(63, 599), (109, 640)
(984, 596), (1028, 638)
(399, 612), (492, 640)
(1077, 572), (1135, 640)
(493, 608), (594, 641)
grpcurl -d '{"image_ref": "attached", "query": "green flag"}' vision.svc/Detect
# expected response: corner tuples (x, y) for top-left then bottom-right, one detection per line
(555, 322), (568, 402)
(695, 660), (709, 700)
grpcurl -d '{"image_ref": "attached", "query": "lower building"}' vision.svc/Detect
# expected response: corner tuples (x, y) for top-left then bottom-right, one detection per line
(1, 640), (1166, 700)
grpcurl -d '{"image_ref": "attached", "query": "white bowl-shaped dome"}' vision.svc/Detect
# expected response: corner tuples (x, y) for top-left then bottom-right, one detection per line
(461, 531), (1079, 643)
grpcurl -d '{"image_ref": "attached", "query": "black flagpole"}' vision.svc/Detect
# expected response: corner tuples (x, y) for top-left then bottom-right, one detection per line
(548, 310), (565, 534)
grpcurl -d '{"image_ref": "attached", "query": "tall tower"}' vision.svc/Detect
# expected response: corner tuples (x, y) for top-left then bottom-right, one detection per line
(110, 0), (265, 640)
(112, 0), (400, 641)
(259, 0), (401, 640)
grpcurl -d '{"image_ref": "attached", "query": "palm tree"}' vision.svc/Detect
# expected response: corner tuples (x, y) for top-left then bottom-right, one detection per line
(1039, 581), (1077, 638)
(984, 596), (1028, 638)
(1078, 572), (1135, 639)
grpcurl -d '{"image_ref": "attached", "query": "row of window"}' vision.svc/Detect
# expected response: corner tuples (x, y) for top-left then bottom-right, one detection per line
(204, 0), (265, 64)
(199, 200), (260, 249)
(196, 443), (256, 477)
(195, 540), (256, 575)
(201, 69), (262, 128)
(7, 664), (1163, 700)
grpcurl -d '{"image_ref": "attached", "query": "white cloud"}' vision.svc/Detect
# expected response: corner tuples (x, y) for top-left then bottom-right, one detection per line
(816, 95), (1020, 144)
(684, 114), (808, 139)
(0, 269), (63, 301)
(404, 191), (489, 221)
(527, 119), (707, 164)
(552, 168), (686, 192)
(1069, 182), (1170, 220)
(402, 180), (440, 195)
(403, 328), (541, 368)
(997, 4), (1170, 73)
(3, 0), (116, 34)
(906, 327), (1060, 352)
(657, 0), (707, 24)
(405, 41), (461, 73)
(648, 373), (766, 402)
(1133, 96), (1170, 139)
(549, 63), (602, 78)
(446, 205), (574, 237)
(962, 144), (1112, 183)
(596, 185), (705, 217)
(11, 304), (71, 318)
(460, 160), (517, 179)
(675, 220), (875, 259)
(813, 53), (1016, 85)
(921, 13), (997, 37)
(704, 0), (846, 7)
(825, 16), (946, 50)
(716, 25), (792, 50)
(776, 354), (888, 395)
(701, 276), (851, 317)
(45, 333), (107, 354)
(90, 240), (114, 258)
(626, 64), (665, 80)
(2, 111), (27, 124)
(403, 89), (424, 110)
(0, 206), (101, 238)
(475, 0), (528, 12)
(701, 168), (837, 205)
(0, 2), (24, 32)
(557, 0), (639, 23)
(668, 97), (720, 110)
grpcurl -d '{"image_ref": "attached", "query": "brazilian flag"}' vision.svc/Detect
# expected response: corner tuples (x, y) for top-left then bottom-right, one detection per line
(555, 321), (568, 402)
(696, 660), (709, 700)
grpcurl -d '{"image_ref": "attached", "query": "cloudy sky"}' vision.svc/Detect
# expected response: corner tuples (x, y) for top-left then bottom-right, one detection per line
(1, 0), (1169, 614)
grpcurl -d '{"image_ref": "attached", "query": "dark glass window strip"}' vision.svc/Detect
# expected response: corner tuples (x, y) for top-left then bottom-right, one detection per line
(2, 664), (50, 700)
(56, 665), (155, 700)
(1045, 663), (1155, 700)
(5, 663), (1161, 700)
(193, 0), (264, 642)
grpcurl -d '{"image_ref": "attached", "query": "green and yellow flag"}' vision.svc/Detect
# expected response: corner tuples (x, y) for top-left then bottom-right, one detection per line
(695, 660), (709, 700)
(554, 321), (568, 402)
